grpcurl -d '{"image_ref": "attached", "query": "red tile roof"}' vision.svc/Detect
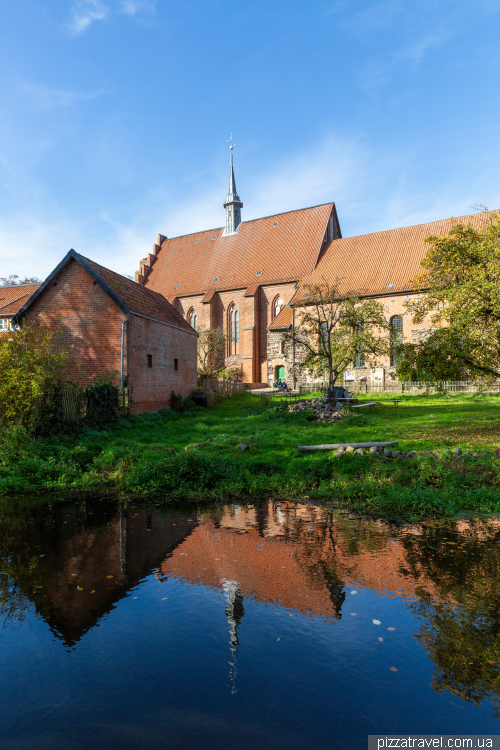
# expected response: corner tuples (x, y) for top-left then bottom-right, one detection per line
(144, 203), (334, 298)
(268, 306), (293, 330)
(82, 257), (194, 333)
(13, 251), (195, 335)
(0, 284), (40, 317)
(292, 211), (496, 303)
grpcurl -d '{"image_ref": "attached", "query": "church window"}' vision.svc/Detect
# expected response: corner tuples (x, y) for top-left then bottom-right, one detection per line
(390, 316), (403, 366)
(188, 309), (198, 331)
(147, 354), (153, 368)
(229, 304), (239, 354)
(272, 296), (284, 320)
(354, 323), (365, 367)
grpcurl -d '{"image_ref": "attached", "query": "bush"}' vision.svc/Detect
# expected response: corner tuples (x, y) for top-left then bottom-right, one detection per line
(170, 391), (183, 411)
(0, 322), (68, 429)
(85, 377), (119, 429)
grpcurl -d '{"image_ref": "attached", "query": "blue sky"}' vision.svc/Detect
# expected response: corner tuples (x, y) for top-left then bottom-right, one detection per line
(1, 0), (499, 280)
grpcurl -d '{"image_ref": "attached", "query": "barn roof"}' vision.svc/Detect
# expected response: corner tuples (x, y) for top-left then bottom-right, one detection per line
(12, 250), (195, 334)
(291, 211), (497, 304)
(143, 203), (336, 298)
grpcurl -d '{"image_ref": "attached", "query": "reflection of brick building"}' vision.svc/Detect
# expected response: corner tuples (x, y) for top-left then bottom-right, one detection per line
(6, 503), (197, 646)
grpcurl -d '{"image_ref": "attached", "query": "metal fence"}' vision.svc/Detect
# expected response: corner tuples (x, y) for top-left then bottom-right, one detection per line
(300, 380), (500, 395)
(197, 376), (246, 398)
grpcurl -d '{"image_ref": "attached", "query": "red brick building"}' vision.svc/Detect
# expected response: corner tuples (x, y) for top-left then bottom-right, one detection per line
(136, 152), (495, 388)
(13, 250), (197, 413)
(0, 283), (40, 333)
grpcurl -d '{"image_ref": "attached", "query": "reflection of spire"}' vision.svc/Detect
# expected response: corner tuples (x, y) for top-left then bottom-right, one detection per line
(222, 578), (245, 694)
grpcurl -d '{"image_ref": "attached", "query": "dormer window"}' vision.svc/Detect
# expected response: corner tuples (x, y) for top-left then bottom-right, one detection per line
(256, 271), (262, 276)
(273, 221), (278, 227)
(195, 239), (199, 244)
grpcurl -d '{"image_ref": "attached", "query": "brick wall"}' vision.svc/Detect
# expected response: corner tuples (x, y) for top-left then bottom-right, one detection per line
(127, 314), (197, 412)
(25, 258), (126, 385)
(24, 258), (198, 413)
(265, 292), (435, 387)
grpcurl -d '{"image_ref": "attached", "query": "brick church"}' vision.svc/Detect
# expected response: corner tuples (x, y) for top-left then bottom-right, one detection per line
(137, 151), (493, 389)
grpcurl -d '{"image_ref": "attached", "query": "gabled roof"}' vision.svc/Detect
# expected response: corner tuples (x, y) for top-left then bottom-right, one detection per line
(143, 203), (336, 298)
(13, 250), (195, 334)
(0, 284), (40, 317)
(268, 306), (293, 330)
(291, 211), (497, 303)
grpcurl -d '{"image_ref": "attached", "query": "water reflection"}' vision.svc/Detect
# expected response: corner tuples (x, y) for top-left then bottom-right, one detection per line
(0, 497), (499, 747)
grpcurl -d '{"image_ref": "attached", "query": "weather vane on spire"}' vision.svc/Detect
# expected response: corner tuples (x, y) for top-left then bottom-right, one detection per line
(228, 133), (235, 151)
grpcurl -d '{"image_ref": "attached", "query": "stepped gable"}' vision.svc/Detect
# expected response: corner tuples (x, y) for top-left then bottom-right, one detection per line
(142, 203), (335, 298)
(0, 283), (40, 317)
(292, 210), (496, 303)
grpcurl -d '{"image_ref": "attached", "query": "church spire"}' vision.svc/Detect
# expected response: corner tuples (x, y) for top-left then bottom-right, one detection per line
(223, 135), (243, 236)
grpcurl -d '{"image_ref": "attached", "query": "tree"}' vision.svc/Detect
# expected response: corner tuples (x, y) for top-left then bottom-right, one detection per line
(402, 212), (500, 381)
(197, 327), (226, 377)
(0, 322), (68, 427)
(0, 275), (41, 286)
(282, 280), (390, 398)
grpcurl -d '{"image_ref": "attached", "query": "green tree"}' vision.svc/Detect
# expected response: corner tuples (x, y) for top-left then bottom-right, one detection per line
(197, 327), (226, 377)
(283, 280), (389, 398)
(402, 212), (500, 381)
(0, 322), (68, 427)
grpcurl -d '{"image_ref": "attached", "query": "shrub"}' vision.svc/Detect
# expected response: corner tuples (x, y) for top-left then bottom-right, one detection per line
(0, 322), (68, 429)
(85, 377), (119, 429)
(170, 391), (184, 411)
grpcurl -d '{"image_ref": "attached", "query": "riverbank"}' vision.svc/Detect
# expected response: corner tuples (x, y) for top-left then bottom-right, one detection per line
(1, 392), (499, 521)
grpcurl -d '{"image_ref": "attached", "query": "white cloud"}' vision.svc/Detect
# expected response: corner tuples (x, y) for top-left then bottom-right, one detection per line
(120, 0), (155, 14)
(65, 0), (107, 35)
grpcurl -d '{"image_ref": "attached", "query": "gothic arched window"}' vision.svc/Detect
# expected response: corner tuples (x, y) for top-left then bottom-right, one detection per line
(390, 315), (403, 366)
(229, 303), (239, 354)
(354, 323), (365, 367)
(272, 296), (284, 320)
(188, 308), (198, 331)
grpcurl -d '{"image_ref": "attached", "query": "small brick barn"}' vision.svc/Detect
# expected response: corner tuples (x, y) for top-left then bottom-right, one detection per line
(13, 249), (198, 413)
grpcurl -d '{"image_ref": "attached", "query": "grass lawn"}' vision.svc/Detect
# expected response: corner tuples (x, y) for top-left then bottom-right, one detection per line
(1, 392), (499, 521)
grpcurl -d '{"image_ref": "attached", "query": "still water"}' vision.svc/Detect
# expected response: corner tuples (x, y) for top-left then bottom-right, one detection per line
(0, 498), (499, 749)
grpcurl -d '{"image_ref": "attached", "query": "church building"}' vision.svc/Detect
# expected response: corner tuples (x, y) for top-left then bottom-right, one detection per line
(136, 150), (494, 388)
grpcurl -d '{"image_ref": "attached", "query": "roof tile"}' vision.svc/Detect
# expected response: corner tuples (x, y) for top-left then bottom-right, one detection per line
(144, 203), (334, 297)
(292, 211), (496, 302)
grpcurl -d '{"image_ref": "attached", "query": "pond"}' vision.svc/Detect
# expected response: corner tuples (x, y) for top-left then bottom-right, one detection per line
(0, 498), (499, 749)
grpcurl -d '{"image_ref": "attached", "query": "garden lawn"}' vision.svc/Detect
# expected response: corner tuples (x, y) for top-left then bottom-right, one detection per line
(1, 392), (499, 522)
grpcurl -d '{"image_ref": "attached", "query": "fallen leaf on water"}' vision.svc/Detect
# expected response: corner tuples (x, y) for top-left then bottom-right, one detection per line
(388, 627), (395, 631)
(390, 667), (398, 672)
(373, 619), (381, 625)
(106, 575), (113, 579)
(71, 574), (77, 577)
(289, 614), (294, 617)
(90, 590), (96, 594)
(162, 598), (168, 600)
(350, 613), (357, 616)
(351, 590), (357, 595)
(277, 638), (281, 641)
(133, 597), (137, 600)
(77, 586), (83, 591)
(378, 637), (384, 642)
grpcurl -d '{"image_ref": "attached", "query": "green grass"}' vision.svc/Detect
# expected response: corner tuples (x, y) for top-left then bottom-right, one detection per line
(1, 392), (500, 521)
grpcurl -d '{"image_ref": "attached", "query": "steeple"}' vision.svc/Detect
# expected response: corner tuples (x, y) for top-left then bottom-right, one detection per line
(223, 136), (243, 236)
